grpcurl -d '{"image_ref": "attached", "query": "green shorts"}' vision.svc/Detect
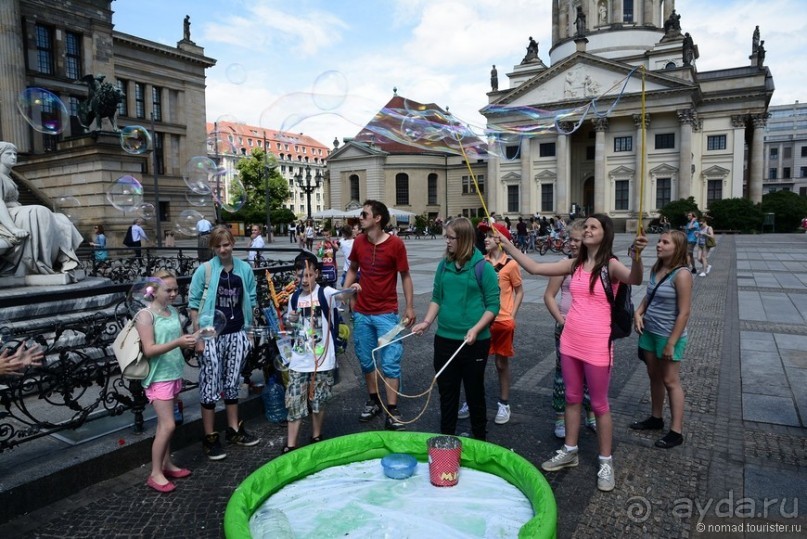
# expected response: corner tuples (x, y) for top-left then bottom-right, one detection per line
(639, 331), (687, 362)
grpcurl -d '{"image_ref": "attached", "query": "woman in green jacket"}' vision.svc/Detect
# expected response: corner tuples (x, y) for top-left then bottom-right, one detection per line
(413, 217), (500, 440)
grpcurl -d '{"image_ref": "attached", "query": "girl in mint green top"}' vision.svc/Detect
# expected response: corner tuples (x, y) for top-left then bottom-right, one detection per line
(135, 271), (199, 492)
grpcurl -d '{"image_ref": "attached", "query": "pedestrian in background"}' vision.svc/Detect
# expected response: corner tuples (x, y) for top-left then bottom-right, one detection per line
(247, 225), (264, 267)
(632, 230), (692, 449)
(196, 215), (213, 261)
(90, 224), (108, 263)
(684, 212), (700, 273)
(696, 216), (714, 277)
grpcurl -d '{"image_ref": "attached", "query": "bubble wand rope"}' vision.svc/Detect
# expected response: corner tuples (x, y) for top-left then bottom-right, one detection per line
(373, 338), (468, 425)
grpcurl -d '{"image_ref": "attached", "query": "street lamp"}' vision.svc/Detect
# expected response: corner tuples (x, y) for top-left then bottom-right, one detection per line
(295, 164), (322, 220)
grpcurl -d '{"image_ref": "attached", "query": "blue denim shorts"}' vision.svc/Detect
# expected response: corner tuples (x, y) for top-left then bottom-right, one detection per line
(352, 312), (403, 378)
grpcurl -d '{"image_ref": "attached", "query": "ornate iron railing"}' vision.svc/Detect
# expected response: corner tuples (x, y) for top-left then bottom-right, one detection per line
(0, 247), (299, 452)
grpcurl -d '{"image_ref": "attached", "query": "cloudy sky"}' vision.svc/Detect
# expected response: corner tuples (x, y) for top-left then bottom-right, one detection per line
(112, 0), (806, 147)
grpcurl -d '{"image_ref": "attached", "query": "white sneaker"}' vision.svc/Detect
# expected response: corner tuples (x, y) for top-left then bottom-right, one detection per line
(457, 401), (470, 419)
(706, 264), (712, 274)
(541, 447), (579, 472)
(597, 457), (615, 492)
(554, 420), (566, 439)
(699, 272), (706, 277)
(494, 402), (510, 425)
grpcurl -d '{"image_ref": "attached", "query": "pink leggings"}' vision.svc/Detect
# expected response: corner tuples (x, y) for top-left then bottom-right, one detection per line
(560, 353), (611, 415)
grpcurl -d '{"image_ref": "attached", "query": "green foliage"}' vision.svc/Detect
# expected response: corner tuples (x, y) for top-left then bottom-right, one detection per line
(414, 213), (429, 230)
(705, 198), (763, 232)
(660, 198), (700, 230)
(225, 149), (290, 226)
(761, 190), (807, 232)
(270, 207), (297, 228)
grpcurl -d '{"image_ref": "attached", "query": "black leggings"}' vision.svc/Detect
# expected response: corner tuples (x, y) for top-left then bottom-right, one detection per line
(433, 335), (490, 440)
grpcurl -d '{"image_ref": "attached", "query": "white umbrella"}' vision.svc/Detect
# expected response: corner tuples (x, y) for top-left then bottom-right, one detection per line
(311, 208), (352, 218)
(387, 207), (416, 217)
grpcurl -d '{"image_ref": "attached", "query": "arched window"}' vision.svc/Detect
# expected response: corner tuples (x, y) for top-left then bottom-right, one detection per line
(395, 173), (409, 206)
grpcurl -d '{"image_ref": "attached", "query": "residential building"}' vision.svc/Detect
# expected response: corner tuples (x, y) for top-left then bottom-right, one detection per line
(763, 101), (807, 197)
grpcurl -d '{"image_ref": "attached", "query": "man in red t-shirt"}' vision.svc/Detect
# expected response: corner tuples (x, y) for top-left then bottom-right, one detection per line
(344, 200), (415, 430)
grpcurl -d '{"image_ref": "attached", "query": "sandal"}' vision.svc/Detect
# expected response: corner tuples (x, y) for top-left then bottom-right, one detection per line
(655, 431), (683, 449)
(310, 435), (323, 443)
(281, 445), (297, 454)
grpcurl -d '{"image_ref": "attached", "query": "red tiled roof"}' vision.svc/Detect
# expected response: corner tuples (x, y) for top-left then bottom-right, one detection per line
(206, 121), (330, 164)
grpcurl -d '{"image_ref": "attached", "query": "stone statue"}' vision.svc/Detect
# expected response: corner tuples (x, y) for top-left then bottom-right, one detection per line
(757, 40), (766, 65)
(77, 74), (124, 132)
(752, 26), (760, 52)
(490, 65), (498, 91)
(682, 33), (695, 66)
(183, 15), (191, 41)
(663, 9), (682, 36)
(0, 142), (83, 277)
(598, 1), (607, 25)
(522, 37), (539, 63)
(574, 6), (586, 37)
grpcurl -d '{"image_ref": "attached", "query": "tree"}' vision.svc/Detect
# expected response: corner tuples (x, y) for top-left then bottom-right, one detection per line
(761, 190), (807, 232)
(660, 197), (700, 230)
(706, 198), (763, 232)
(223, 148), (290, 225)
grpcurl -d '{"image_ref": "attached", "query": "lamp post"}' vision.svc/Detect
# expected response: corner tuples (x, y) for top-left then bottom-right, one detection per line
(295, 164), (322, 220)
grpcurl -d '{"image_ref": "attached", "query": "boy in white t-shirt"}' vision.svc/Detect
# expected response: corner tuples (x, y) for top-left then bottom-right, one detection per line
(282, 253), (354, 453)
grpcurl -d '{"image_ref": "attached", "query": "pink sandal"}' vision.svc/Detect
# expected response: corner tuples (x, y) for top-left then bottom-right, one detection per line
(163, 468), (192, 479)
(146, 476), (176, 493)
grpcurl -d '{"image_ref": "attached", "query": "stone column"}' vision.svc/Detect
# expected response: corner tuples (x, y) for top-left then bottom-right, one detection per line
(677, 109), (696, 202)
(749, 113), (767, 203)
(520, 136), (532, 214)
(730, 115), (747, 198)
(556, 122), (573, 216)
(632, 113), (650, 214)
(0, 0), (30, 151)
(593, 117), (608, 213)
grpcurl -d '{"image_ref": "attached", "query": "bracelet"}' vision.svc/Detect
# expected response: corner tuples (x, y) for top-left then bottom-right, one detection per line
(627, 245), (637, 257)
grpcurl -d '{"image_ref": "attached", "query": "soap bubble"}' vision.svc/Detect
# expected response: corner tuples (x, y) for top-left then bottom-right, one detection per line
(120, 126), (151, 155)
(56, 196), (81, 224)
(136, 203), (155, 220)
(206, 132), (237, 156)
(106, 175), (144, 212)
(176, 209), (205, 236)
(226, 63), (248, 85)
(127, 277), (164, 313)
(198, 310), (228, 341)
(185, 191), (211, 207)
(16, 88), (69, 135)
(312, 70), (348, 111)
(183, 156), (218, 195)
(217, 177), (246, 213)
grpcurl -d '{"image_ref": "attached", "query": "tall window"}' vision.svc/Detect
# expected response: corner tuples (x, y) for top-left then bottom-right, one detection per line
(507, 185), (519, 213)
(623, 0), (634, 22)
(769, 168), (777, 179)
(539, 143), (556, 157)
(116, 79), (128, 116)
(783, 167), (791, 179)
(462, 174), (485, 194)
(65, 32), (82, 79)
(349, 174), (360, 202)
(153, 132), (164, 174)
(800, 166), (807, 178)
(134, 83), (145, 118)
(504, 145), (520, 160)
(541, 183), (554, 212)
(802, 146), (807, 157)
(151, 86), (162, 121)
(656, 178), (671, 209)
(395, 173), (409, 206)
(35, 25), (54, 75)
(707, 135), (726, 151)
(614, 136), (633, 152)
(615, 180), (629, 210)
(428, 173), (438, 205)
(783, 147), (792, 159)
(707, 180), (722, 206)
(769, 148), (778, 159)
(655, 133), (675, 150)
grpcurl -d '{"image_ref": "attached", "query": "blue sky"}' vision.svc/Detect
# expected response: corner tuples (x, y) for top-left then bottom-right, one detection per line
(112, 0), (806, 147)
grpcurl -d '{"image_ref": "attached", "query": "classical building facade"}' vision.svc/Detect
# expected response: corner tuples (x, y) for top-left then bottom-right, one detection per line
(0, 0), (215, 245)
(327, 94), (488, 222)
(205, 121), (329, 219)
(763, 102), (807, 197)
(482, 0), (774, 229)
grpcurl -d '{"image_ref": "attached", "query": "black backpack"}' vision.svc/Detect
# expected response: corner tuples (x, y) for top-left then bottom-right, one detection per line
(599, 259), (633, 340)
(123, 225), (135, 246)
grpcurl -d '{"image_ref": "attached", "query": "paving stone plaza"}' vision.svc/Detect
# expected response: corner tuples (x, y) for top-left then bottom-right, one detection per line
(0, 233), (805, 538)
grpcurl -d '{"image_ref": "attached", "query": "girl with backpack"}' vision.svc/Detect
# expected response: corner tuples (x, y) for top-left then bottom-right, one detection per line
(497, 214), (647, 492)
(631, 230), (692, 449)
(136, 270), (198, 492)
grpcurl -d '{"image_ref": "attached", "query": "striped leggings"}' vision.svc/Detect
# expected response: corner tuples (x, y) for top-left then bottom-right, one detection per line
(198, 331), (251, 405)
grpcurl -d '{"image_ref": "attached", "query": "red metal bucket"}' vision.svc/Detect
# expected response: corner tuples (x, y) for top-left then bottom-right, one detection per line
(427, 435), (462, 487)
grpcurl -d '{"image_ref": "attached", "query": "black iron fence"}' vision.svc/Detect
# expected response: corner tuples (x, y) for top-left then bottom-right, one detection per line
(0, 246), (300, 452)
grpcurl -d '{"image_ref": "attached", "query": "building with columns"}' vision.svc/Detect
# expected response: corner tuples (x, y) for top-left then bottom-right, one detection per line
(0, 0), (215, 245)
(483, 0), (774, 228)
(763, 102), (807, 197)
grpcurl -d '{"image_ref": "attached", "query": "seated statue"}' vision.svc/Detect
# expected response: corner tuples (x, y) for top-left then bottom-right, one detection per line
(0, 142), (84, 277)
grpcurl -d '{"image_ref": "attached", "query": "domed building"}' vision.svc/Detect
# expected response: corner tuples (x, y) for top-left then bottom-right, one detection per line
(483, 0), (773, 228)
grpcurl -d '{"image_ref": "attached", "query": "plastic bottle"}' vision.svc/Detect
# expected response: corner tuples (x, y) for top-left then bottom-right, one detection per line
(262, 374), (287, 424)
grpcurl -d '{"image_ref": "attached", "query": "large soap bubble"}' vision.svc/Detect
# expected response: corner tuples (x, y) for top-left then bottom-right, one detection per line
(16, 88), (69, 135)
(176, 209), (205, 236)
(106, 175), (144, 212)
(127, 277), (164, 314)
(136, 203), (155, 221)
(217, 177), (247, 213)
(226, 63), (248, 85)
(56, 196), (81, 224)
(198, 310), (228, 341)
(312, 70), (349, 111)
(120, 126), (152, 155)
(183, 156), (218, 195)
(185, 191), (211, 207)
